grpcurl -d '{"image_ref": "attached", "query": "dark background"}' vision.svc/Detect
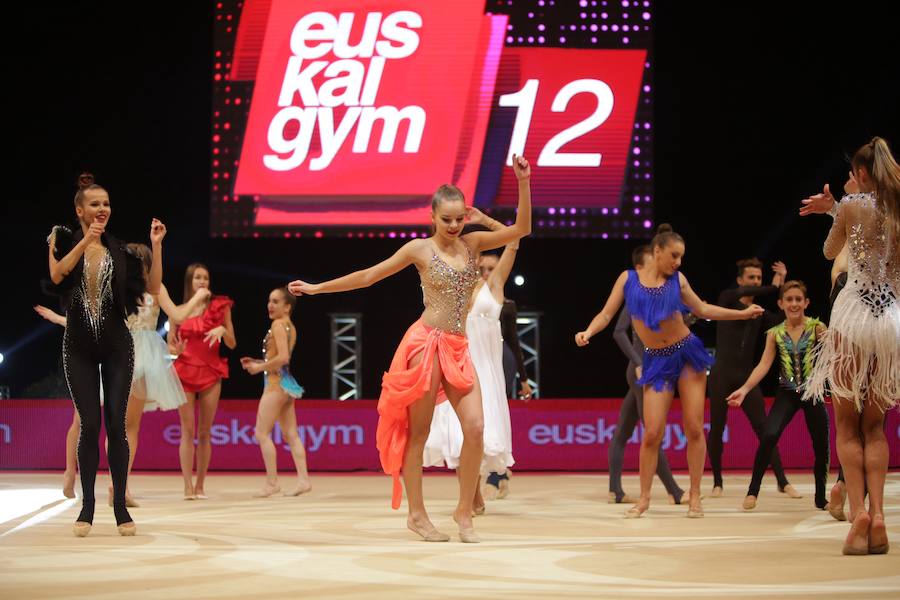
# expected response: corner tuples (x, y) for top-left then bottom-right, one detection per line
(5, 1), (898, 400)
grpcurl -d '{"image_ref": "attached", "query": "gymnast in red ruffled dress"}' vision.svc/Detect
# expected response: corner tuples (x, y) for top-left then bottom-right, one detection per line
(289, 156), (532, 543)
(169, 263), (236, 500)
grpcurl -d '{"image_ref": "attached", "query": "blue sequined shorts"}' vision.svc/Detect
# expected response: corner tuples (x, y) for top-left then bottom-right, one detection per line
(637, 333), (714, 392)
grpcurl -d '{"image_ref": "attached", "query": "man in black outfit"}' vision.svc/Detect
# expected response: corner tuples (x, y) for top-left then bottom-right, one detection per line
(706, 258), (802, 499)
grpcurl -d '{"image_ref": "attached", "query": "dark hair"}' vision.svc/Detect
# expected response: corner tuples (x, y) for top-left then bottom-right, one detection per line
(73, 172), (105, 207)
(183, 263), (210, 303)
(852, 137), (900, 247)
(650, 223), (683, 250)
(736, 257), (764, 277)
(273, 287), (296, 315)
(127, 243), (152, 273)
(779, 280), (808, 300)
(631, 244), (651, 267)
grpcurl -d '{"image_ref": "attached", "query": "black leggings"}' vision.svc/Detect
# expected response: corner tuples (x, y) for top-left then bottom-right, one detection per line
(747, 388), (830, 508)
(707, 365), (788, 489)
(64, 317), (134, 525)
(609, 365), (683, 501)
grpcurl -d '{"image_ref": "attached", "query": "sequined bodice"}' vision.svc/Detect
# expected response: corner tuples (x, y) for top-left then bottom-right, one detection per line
(623, 270), (686, 331)
(828, 194), (900, 318)
(770, 318), (820, 391)
(262, 322), (296, 375)
(419, 241), (480, 334)
(127, 293), (159, 332)
(78, 244), (114, 338)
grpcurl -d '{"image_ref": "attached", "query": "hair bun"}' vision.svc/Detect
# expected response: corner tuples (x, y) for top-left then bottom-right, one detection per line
(656, 223), (673, 235)
(77, 172), (95, 190)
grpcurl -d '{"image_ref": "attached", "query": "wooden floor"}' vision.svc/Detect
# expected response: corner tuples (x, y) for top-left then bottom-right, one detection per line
(1, 472), (898, 599)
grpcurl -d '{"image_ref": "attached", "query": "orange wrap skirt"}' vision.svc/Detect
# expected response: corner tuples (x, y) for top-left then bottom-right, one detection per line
(377, 319), (474, 509)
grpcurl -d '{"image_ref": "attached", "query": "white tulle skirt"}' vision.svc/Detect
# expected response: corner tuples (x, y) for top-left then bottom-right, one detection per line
(423, 315), (514, 474)
(803, 285), (900, 411)
(131, 330), (187, 412)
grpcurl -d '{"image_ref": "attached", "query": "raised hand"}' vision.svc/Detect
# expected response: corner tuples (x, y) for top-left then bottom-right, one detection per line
(799, 184), (835, 216)
(85, 220), (105, 244)
(512, 154), (531, 180)
(193, 287), (212, 302)
(150, 218), (167, 245)
(772, 261), (787, 278)
(465, 206), (488, 225)
(844, 171), (860, 194)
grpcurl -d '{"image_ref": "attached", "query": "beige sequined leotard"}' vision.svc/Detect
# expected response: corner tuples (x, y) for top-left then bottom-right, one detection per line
(419, 240), (480, 334)
(262, 320), (297, 393)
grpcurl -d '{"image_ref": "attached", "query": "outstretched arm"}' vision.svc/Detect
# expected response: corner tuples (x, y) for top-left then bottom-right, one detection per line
(680, 273), (763, 321)
(34, 305), (67, 327)
(575, 271), (628, 346)
(463, 155), (532, 253)
(726, 332), (777, 406)
(288, 239), (421, 296)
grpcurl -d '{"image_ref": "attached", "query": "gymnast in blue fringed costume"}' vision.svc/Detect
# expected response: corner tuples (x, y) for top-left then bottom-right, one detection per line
(576, 224), (764, 519)
(241, 287), (312, 498)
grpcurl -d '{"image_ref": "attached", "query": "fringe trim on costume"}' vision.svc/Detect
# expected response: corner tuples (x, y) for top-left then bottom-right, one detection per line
(802, 295), (899, 412)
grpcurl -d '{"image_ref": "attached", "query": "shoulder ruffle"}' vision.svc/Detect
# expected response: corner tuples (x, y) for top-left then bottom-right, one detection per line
(204, 295), (234, 327)
(47, 225), (73, 261)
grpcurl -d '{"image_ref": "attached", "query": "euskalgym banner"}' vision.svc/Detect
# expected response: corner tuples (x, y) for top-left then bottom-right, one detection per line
(3, 399), (898, 471)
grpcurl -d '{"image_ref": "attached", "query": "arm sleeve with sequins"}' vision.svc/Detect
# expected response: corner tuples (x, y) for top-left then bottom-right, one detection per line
(823, 198), (849, 260)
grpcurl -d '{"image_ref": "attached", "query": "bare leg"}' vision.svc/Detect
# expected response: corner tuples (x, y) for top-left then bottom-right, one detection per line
(194, 381), (222, 497)
(861, 398), (889, 553)
(253, 389), (287, 497)
(833, 397), (868, 554)
(473, 475), (485, 513)
(457, 471), (485, 515)
(177, 392), (197, 499)
(123, 393), (144, 504)
(63, 411), (80, 498)
(403, 351), (446, 540)
(445, 371), (485, 541)
(629, 385), (673, 517)
(678, 368), (708, 517)
(277, 399), (311, 495)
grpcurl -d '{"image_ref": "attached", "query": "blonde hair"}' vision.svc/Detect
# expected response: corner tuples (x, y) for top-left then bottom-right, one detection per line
(852, 137), (900, 246)
(779, 280), (808, 300)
